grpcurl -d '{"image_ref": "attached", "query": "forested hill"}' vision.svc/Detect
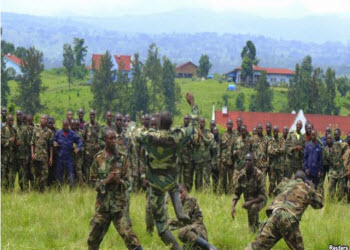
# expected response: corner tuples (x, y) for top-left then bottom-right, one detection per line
(2, 12), (350, 75)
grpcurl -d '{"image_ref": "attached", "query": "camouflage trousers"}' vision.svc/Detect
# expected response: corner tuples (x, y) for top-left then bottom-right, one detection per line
(218, 163), (234, 195)
(182, 161), (195, 192)
(328, 176), (346, 201)
(246, 209), (304, 250)
(178, 223), (208, 246)
(87, 210), (141, 250)
(268, 167), (284, 196)
(150, 185), (175, 235)
(211, 164), (220, 193)
(32, 160), (49, 192)
(1, 161), (16, 190)
(145, 186), (169, 234)
(284, 160), (303, 179)
(195, 161), (211, 191)
(83, 154), (94, 184)
(16, 158), (29, 191)
(245, 200), (266, 232)
(74, 152), (84, 185)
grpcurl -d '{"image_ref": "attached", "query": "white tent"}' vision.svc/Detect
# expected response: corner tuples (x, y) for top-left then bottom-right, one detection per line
(289, 110), (307, 133)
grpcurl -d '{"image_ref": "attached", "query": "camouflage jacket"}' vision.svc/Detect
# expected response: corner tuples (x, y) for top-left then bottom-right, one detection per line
(211, 135), (220, 169)
(177, 125), (193, 165)
(268, 178), (324, 221)
(192, 128), (214, 163)
(218, 130), (236, 165)
(285, 131), (306, 165)
(343, 147), (350, 173)
(268, 136), (286, 170)
(323, 142), (348, 178)
(30, 126), (53, 162)
(14, 123), (30, 160)
(1, 125), (18, 163)
(233, 167), (267, 202)
(251, 134), (268, 169)
(82, 122), (100, 156)
(90, 149), (130, 213)
(136, 105), (199, 192)
(234, 136), (253, 171)
(98, 123), (117, 149)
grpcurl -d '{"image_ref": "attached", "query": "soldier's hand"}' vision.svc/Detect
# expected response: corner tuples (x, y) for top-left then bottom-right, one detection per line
(242, 201), (253, 209)
(74, 148), (79, 154)
(231, 206), (236, 219)
(305, 169), (310, 176)
(53, 141), (59, 147)
(9, 137), (15, 143)
(186, 93), (195, 107)
(142, 178), (148, 188)
(31, 154), (36, 161)
(317, 171), (321, 178)
(105, 172), (117, 185)
(346, 169), (350, 179)
(16, 139), (20, 146)
(49, 157), (53, 167)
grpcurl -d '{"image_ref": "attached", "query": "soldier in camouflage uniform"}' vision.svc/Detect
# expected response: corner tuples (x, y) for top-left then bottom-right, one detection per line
(82, 110), (100, 184)
(98, 111), (116, 149)
(267, 126), (286, 196)
(87, 129), (142, 250)
(1, 115), (19, 190)
(177, 114), (193, 190)
(251, 124), (268, 175)
(236, 117), (243, 137)
(233, 125), (253, 182)
(285, 120), (306, 178)
(232, 154), (267, 232)
(135, 93), (198, 249)
(323, 134), (348, 201)
(193, 117), (214, 191)
(169, 184), (217, 250)
(1, 106), (7, 128)
(47, 117), (58, 187)
(72, 119), (84, 184)
(343, 136), (350, 202)
(30, 115), (53, 192)
(78, 108), (85, 131)
(14, 110), (30, 191)
(218, 119), (236, 195)
(211, 127), (220, 193)
(246, 170), (324, 250)
(26, 114), (35, 185)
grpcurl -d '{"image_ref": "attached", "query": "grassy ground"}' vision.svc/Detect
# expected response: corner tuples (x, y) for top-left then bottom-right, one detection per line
(2, 180), (350, 250)
(7, 70), (349, 125)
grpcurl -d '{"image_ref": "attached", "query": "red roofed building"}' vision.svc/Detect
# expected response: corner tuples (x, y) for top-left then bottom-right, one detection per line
(225, 65), (294, 85)
(215, 110), (350, 135)
(4, 54), (23, 75)
(176, 61), (198, 78)
(89, 54), (132, 83)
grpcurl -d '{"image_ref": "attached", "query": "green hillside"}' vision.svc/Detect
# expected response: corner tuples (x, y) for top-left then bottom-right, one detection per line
(7, 69), (350, 125)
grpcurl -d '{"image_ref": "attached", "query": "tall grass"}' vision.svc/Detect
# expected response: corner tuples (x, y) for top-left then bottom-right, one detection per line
(2, 179), (349, 249)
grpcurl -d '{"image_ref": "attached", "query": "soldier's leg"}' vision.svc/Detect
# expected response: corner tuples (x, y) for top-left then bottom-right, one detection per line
(336, 177), (346, 201)
(113, 211), (141, 249)
(48, 156), (56, 187)
(55, 158), (64, 186)
(145, 186), (155, 233)
(218, 162), (228, 195)
(7, 162), (17, 190)
(284, 164), (293, 179)
(278, 211), (304, 250)
(74, 153), (84, 185)
(183, 161), (195, 192)
(87, 211), (112, 250)
(178, 225), (200, 245)
(211, 165), (219, 193)
(122, 182), (132, 227)
(203, 161), (212, 191)
(247, 201), (265, 232)
(178, 163), (183, 184)
(247, 212), (282, 249)
(328, 177), (337, 199)
(66, 158), (75, 189)
(18, 159), (29, 191)
(38, 161), (49, 192)
(268, 167), (277, 197)
(150, 186), (168, 235)
(227, 165), (234, 194)
(195, 162), (203, 191)
(1, 162), (9, 190)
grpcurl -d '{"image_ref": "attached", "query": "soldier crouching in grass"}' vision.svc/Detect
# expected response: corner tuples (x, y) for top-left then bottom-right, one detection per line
(245, 170), (324, 250)
(168, 184), (217, 250)
(87, 129), (142, 250)
(231, 153), (267, 233)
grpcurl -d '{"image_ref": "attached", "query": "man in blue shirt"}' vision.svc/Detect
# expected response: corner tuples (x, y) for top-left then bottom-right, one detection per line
(304, 130), (323, 190)
(53, 120), (82, 188)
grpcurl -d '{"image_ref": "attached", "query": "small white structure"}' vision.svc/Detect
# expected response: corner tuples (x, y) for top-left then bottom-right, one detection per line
(289, 110), (307, 133)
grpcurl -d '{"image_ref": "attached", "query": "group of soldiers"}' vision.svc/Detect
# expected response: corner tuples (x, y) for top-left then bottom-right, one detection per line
(1, 92), (350, 250)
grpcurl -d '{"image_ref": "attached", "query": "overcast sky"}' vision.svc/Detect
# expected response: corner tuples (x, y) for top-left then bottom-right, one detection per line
(2, 0), (350, 18)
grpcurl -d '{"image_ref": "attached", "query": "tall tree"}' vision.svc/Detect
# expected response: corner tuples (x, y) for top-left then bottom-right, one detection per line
(63, 43), (75, 92)
(307, 67), (324, 114)
(14, 46), (27, 59)
(16, 47), (46, 114)
(336, 76), (350, 97)
(324, 67), (339, 115)
(91, 51), (115, 116)
(241, 55), (253, 84)
(131, 53), (148, 119)
(144, 43), (164, 112)
(113, 61), (132, 115)
(235, 93), (245, 111)
(254, 71), (273, 112)
(1, 40), (15, 54)
(241, 40), (259, 84)
(162, 56), (177, 114)
(73, 38), (87, 66)
(197, 54), (212, 78)
(1, 52), (10, 106)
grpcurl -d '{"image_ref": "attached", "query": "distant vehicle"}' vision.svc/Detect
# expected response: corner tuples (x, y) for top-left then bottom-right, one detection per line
(207, 74), (214, 79)
(227, 84), (236, 91)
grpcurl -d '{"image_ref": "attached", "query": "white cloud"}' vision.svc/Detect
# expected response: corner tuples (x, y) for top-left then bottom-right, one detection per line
(2, 0), (350, 17)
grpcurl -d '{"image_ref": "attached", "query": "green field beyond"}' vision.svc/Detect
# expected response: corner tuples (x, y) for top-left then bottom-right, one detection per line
(1, 181), (350, 249)
(7, 69), (350, 126)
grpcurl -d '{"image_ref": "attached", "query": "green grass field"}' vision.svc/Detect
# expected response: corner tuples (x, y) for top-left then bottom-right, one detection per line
(7, 69), (350, 126)
(2, 181), (350, 250)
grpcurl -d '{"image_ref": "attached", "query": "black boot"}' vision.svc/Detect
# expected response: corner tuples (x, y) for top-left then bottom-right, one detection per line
(169, 190), (191, 224)
(134, 246), (143, 250)
(160, 230), (182, 250)
(193, 236), (217, 250)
